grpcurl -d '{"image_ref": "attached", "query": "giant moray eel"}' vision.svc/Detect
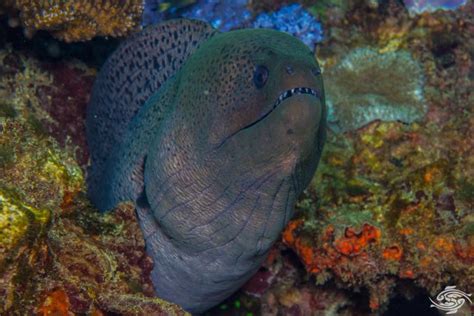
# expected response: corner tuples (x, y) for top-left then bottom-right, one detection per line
(86, 19), (326, 313)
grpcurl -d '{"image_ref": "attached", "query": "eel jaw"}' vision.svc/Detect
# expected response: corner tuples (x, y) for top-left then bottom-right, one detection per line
(273, 87), (319, 109)
(215, 87), (320, 149)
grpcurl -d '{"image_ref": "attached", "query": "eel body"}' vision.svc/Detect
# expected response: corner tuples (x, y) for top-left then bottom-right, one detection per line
(86, 19), (326, 313)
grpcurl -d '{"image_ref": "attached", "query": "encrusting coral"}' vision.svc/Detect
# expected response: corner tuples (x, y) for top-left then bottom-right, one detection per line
(0, 50), (186, 315)
(283, 119), (473, 311)
(324, 47), (426, 132)
(1, 0), (143, 42)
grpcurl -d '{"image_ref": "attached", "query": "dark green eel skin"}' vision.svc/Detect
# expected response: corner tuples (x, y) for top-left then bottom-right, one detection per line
(86, 19), (326, 313)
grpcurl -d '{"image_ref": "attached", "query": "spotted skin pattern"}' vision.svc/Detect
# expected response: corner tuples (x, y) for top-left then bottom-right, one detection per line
(86, 19), (326, 313)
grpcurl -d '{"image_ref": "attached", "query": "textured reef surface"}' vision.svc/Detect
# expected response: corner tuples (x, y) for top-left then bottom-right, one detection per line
(0, 0), (143, 42)
(0, 50), (186, 315)
(143, 1), (324, 48)
(324, 47), (426, 132)
(1, 0), (473, 315)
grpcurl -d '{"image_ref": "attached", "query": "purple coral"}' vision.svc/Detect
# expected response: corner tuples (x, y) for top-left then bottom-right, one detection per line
(143, 0), (252, 31)
(142, 1), (324, 49)
(181, 0), (252, 31)
(253, 4), (324, 49)
(403, 0), (468, 14)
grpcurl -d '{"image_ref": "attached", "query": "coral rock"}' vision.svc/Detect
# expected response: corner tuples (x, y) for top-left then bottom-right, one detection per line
(0, 49), (186, 315)
(3, 0), (143, 42)
(180, 0), (252, 31)
(253, 4), (324, 48)
(324, 47), (426, 132)
(37, 289), (73, 316)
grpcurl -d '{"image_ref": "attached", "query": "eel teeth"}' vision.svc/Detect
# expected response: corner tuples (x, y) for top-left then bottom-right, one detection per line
(274, 87), (318, 108)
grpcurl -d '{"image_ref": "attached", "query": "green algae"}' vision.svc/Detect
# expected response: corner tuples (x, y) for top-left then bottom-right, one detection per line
(457, 177), (474, 204)
(0, 190), (31, 252)
(0, 145), (14, 168)
(0, 102), (17, 118)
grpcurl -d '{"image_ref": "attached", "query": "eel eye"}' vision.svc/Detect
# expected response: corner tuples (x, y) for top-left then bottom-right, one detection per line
(253, 65), (269, 89)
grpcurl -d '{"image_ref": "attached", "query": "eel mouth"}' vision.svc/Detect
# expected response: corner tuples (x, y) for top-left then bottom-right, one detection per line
(215, 87), (319, 149)
(273, 87), (319, 109)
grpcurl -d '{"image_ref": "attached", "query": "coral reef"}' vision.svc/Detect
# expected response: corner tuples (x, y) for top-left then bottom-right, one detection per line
(46, 200), (186, 315)
(1, 0), (143, 42)
(37, 62), (95, 167)
(324, 47), (426, 132)
(143, 1), (323, 48)
(0, 49), (186, 315)
(253, 4), (324, 48)
(143, 0), (253, 30)
(0, 50), (95, 167)
(283, 117), (473, 311)
(1, 0), (473, 314)
(181, 0), (252, 31)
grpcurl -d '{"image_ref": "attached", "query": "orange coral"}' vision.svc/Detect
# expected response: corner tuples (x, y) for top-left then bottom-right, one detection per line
(283, 220), (319, 272)
(434, 236), (454, 253)
(399, 268), (415, 279)
(4, 0), (143, 42)
(369, 295), (380, 310)
(454, 239), (474, 264)
(399, 228), (413, 236)
(37, 289), (73, 316)
(282, 219), (303, 245)
(283, 222), (381, 274)
(382, 245), (403, 261)
(419, 257), (432, 268)
(334, 224), (381, 256)
(60, 190), (76, 210)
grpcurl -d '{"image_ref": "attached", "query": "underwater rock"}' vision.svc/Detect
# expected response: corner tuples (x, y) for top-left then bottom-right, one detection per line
(324, 47), (426, 132)
(37, 62), (95, 167)
(403, 0), (468, 14)
(253, 4), (324, 48)
(283, 118), (473, 311)
(0, 115), (81, 313)
(0, 50), (94, 167)
(0, 49), (186, 315)
(1, 0), (143, 42)
(46, 200), (187, 315)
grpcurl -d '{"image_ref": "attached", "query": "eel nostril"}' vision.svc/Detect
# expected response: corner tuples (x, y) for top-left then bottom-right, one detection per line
(286, 66), (294, 75)
(312, 68), (321, 76)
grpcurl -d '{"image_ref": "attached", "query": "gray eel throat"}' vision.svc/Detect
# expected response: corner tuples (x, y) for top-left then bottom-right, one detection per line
(86, 19), (326, 313)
